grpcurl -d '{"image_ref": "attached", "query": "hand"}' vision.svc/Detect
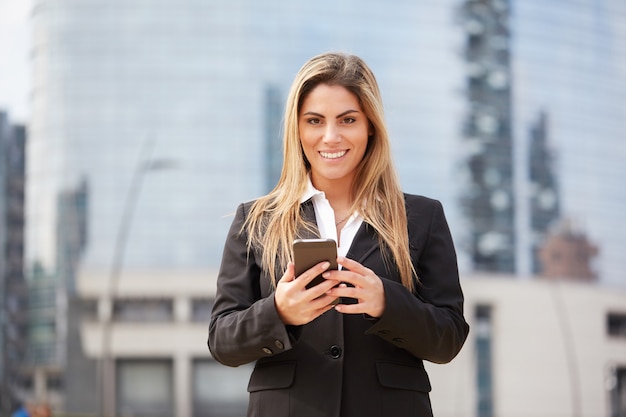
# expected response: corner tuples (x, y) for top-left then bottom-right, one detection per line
(274, 262), (340, 326)
(323, 256), (386, 318)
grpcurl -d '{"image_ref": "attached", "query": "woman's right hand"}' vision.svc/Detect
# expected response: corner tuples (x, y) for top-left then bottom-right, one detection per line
(274, 262), (339, 325)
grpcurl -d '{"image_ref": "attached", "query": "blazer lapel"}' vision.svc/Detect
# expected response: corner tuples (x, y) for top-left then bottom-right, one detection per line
(300, 199), (380, 264)
(298, 199), (321, 239)
(346, 222), (380, 264)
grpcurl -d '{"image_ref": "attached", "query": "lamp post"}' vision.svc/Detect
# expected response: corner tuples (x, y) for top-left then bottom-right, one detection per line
(97, 139), (177, 417)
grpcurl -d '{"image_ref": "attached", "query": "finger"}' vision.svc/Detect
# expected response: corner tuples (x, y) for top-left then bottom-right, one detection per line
(337, 256), (370, 274)
(279, 262), (296, 283)
(336, 257), (380, 286)
(334, 303), (367, 315)
(323, 268), (364, 288)
(311, 293), (341, 310)
(321, 300), (339, 313)
(296, 261), (331, 288)
(306, 277), (341, 302)
(327, 284), (361, 300)
(336, 298), (384, 318)
(307, 302), (337, 320)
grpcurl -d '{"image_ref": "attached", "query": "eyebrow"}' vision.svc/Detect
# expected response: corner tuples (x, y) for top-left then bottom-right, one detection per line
(301, 109), (360, 119)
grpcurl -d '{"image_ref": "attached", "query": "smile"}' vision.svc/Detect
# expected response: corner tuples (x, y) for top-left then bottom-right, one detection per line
(320, 150), (347, 159)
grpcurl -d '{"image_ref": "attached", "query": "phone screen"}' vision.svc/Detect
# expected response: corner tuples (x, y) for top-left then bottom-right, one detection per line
(292, 238), (338, 288)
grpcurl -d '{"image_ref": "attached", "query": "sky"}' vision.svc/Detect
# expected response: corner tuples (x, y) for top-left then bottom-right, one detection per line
(0, 0), (31, 123)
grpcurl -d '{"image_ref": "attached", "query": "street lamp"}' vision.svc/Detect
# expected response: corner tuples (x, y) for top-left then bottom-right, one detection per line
(97, 140), (178, 417)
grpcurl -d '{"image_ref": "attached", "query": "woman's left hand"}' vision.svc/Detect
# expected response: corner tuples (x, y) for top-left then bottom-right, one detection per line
(323, 256), (386, 318)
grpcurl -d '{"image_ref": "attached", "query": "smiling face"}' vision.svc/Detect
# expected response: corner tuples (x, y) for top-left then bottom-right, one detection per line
(298, 83), (372, 193)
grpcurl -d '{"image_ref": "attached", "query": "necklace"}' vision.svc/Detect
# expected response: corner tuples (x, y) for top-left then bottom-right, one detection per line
(335, 213), (352, 226)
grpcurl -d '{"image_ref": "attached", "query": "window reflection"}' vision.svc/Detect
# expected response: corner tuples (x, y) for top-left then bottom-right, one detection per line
(193, 359), (251, 417)
(117, 359), (173, 417)
(191, 298), (214, 322)
(113, 298), (173, 322)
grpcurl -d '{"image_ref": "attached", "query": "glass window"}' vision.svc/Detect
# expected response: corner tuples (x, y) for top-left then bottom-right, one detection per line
(81, 298), (98, 321)
(191, 298), (214, 322)
(117, 359), (173, 417)
(610, 367), (626, 417)
(113, 298), (173, 322)
(46, 373), (64, 391)
(608, 313), (626, 338)
(476, 304), (493, 417)
(192, 359), (251, 417)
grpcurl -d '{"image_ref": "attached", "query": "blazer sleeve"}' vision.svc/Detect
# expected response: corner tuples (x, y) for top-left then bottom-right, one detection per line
(365, 197), (469, 364)
(208, 203), (295, 367)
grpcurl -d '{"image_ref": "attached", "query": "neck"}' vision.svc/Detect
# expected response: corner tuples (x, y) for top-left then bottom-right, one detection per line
(311, 175), (353, 208)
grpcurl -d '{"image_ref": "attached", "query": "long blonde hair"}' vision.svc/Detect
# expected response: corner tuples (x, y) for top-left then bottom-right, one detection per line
(244, 52), (417, 292)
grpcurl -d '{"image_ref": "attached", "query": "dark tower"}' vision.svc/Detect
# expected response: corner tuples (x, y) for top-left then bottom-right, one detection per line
(528, 111), (560, 273)
(458, 0), (515, 273)
(0, 112), (28, 415)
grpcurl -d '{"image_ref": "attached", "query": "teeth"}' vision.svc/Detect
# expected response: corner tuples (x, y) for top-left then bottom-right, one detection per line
(320, 150), (347, 159)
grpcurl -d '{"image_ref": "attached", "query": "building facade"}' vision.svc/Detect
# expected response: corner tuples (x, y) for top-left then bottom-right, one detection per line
(27, 1), (465, 413)
(0, 111), (29, 415)
(527, 111), (560, 274)
(510, 0), (626, 280)
(457, 0), (516, 273)
(457, 0), (626, 281)
(427, 276), (626, 417)
(25, 0), (626, 414)
(74, 270), (626, 417)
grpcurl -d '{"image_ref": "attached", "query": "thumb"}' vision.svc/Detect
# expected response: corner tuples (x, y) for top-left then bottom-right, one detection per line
(279, 262), (296, 283)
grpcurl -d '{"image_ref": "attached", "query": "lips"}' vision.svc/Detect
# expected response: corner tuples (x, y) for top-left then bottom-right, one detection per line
(319, 150), (347, 159)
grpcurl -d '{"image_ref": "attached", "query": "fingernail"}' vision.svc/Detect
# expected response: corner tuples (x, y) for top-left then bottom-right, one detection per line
(322, 262), (330, 269)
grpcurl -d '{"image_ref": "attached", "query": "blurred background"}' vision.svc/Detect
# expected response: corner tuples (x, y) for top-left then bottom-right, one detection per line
(1, 0), (625, 416)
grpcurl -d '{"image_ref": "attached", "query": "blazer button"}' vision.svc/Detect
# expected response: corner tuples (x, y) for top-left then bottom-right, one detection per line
(330, 345), (342, 359)
(274, 340), (284, 350)
(262, 347), (273, 355)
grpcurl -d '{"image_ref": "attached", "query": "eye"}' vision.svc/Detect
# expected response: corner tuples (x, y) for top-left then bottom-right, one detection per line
(307, 117), (322, 125)
(343, 117), (356, 124)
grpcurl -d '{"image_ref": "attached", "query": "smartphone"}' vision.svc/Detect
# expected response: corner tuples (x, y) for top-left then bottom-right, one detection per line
(292, 238), (338, 289)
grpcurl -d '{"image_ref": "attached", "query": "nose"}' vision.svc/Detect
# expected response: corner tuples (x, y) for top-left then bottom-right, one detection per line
(323, 125), (341, 143)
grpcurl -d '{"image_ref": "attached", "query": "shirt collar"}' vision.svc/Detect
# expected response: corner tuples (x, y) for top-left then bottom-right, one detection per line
(300, 176), (325, 203)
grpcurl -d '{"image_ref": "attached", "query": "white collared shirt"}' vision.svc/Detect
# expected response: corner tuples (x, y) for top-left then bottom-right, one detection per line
(300, 178), (364, 259)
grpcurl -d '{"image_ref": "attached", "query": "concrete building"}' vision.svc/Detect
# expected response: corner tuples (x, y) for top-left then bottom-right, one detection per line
(77, 268), (244, 417)
(74, 270), (626, 417)
(427, 275), (626, 417)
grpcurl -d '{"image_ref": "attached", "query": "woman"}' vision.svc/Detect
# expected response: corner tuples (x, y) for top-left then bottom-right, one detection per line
(208, 52), (469, 417)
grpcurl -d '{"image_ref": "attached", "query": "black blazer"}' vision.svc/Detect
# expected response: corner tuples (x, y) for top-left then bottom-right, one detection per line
(208, 194), (469, 417)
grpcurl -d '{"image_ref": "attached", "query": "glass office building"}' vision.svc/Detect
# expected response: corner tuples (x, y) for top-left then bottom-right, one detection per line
(1, 112), (28, 414)
(511, 0), (626, 282)
(457, 0), (626, 282)
(457, 0), (516, 274)
(26, 0), (626, 415)
(27, 0), (465, 277)
(27, 1), (466, 414)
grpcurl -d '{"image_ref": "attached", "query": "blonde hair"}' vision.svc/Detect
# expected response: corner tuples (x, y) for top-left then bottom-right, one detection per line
(244, 52), (417, 292)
